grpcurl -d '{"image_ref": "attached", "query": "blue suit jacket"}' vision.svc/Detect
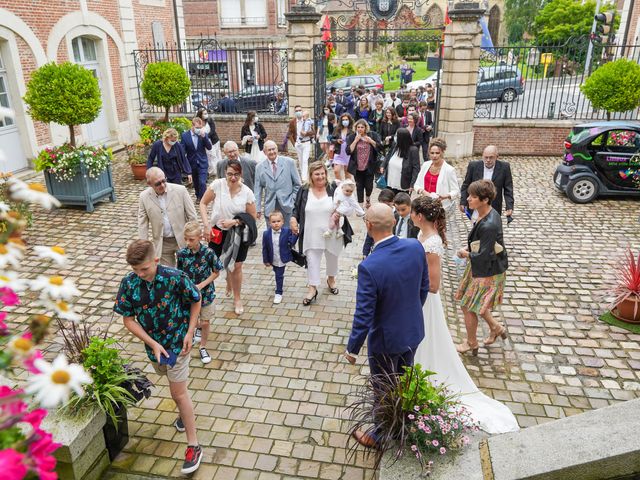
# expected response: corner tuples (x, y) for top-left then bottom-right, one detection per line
(181, 131), (212, 171)
(347, 236), (429, 356)
(254, 156), (302, 215)
(262, 227), (298, 265)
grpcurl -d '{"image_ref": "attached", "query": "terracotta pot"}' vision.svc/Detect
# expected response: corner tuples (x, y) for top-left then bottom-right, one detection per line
(613, 296), (640, 324)
(130, 163), (147, 181)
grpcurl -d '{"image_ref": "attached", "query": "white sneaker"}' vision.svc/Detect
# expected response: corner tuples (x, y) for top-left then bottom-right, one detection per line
(199, 347), (212, 364)
(193, 328), (202, 344)
(273, 294), (283, 304)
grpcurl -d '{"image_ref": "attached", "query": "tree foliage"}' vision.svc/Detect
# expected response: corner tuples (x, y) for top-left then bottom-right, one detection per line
(141, 62), (191, 122)
(504, 0), (548, 43)
(397, 30), (433, 59)
(23, 62), (101, 146)
(580, 58), (640, 119)
(531, 0), (595, 45)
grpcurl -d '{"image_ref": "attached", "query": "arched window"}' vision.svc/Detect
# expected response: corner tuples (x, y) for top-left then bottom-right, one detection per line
(72, 37), (97, 63)
(488, 5), (501, 45)
(426, 4), (444, 27)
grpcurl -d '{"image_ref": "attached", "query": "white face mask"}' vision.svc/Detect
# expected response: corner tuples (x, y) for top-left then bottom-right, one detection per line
(202, 114), (209, 119)
(168, 140), (177, 146)
(295, 111), (303, 118)
(342, 120), (349, 127)
(254, 117), (259, 123)
(194, 128), (201, 135)
(324, 109), (330, 114)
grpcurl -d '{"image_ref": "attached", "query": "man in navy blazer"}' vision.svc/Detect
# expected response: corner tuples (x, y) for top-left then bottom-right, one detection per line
(262, 211), (298, 304)
(345, 203), (429, 447)
(181, 117), (212, 201)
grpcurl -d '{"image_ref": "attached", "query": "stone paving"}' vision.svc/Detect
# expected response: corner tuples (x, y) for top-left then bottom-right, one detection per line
(11, 154), (640, 479)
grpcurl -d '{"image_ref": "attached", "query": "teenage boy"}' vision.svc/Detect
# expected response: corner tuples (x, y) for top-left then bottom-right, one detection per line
(262, 211), (298, 304)
(393, 192), (420, 239)
(114, 240), (203, 474)
(176, 221), (223, 364)
(362, 188), (396, 258)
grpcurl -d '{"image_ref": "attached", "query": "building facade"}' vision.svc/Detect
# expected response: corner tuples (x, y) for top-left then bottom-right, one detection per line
(0, 0), (185, 172)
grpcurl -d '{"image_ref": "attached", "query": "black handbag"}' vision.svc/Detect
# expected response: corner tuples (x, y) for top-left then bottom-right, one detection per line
(290, 249), (307, 268)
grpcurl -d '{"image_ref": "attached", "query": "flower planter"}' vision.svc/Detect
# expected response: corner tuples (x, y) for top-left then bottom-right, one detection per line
(43, 163), (116, 212)
(103, 402), (129, 461)
(612, 297), (640, 324)
(130, 163), (147, 181)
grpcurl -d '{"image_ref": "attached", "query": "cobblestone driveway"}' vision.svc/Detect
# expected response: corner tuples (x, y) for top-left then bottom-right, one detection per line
(13, 155), (640, 479)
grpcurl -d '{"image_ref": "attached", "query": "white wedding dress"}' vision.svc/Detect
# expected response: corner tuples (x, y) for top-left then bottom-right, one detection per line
(414, 233), (520, 435)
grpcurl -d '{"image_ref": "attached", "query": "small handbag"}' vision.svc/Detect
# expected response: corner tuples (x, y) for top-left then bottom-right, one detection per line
(290, 249), (307, 268)
(376, 175), (388, 189)
(210, 226), (223, 245)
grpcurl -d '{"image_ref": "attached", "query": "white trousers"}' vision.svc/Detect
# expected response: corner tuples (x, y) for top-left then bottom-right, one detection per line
(295, 141), (312, 181)
(207, 141), (222, 175)
(305, 248), (339, 287)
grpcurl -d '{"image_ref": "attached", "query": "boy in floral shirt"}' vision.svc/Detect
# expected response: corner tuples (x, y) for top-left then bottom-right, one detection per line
(176, 221), (223, 364)
(114, 240), (203, 474)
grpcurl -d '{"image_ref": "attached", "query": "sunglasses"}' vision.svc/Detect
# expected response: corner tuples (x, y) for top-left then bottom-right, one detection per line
(154, 179), (167, 187)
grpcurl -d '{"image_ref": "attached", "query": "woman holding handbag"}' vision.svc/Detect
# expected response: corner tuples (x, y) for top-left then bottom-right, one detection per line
(241, 111), (267, 162)
(380, 128), (420, 196)
(200, 159), (257, 315)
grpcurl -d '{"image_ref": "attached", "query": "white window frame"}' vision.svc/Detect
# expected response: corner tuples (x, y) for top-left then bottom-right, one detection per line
(220, 0), (267, 28)
(277, 0), (287, 27)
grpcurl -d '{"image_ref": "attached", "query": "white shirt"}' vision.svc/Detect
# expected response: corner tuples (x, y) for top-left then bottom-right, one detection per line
(271, 229), (284, 267)
(387, 152), (403, 190)
(396, 214), (410, 238)
(209, 179), (256, 230)
(191, 131), (199, 150)
(483, 165), (495, 180)
(157, 193), (174, 238)
(372, 234), (394, 250)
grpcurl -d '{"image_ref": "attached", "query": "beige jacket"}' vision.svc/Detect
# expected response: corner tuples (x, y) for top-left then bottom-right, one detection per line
(138, 183), (197, 258)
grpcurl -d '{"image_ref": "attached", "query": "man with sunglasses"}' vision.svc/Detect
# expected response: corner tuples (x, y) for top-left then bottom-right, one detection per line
(138, 167), (198, 267)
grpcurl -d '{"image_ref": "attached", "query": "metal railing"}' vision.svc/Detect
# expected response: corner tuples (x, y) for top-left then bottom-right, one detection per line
(132, 38), (289, 116)
(473, 36), (640, 121)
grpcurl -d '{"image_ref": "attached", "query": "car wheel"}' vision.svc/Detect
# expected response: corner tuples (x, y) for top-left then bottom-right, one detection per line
(501, 89), (517, 102)
(267, 101), (275, 113)
(566, 176), (599, 203)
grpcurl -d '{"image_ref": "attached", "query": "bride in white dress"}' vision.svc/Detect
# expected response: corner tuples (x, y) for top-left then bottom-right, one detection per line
(411, 196), (519, 435)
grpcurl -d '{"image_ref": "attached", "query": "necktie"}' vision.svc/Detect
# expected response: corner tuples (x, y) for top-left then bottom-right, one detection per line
(397, 217), (405, 236)
(271, 161), (277, 176)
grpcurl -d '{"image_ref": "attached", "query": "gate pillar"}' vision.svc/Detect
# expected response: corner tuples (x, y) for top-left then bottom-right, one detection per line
(285, 5), (322, 117)
(438, 2), (485, 159)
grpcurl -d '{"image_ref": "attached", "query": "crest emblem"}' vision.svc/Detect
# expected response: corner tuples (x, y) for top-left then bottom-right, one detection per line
(368, 0), (399, 20)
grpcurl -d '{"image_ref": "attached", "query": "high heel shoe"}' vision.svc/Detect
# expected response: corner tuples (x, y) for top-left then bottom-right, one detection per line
(303, 289), (318, 306)
(483, 325), (507, 346)
(326, 279), (339, 295)
(456, 340), (479, 356)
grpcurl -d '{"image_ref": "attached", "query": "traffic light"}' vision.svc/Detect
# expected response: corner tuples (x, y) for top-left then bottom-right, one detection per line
(593, 12), (615, 43)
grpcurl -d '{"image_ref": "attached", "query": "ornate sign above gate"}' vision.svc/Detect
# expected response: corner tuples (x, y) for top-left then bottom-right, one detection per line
(297, 0), (432, 23)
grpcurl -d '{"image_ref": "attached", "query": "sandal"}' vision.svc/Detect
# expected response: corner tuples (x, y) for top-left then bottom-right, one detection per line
(456, 340), (479, 356)
(327, 279), (339, 295)
(483, 325), (507, 346)
(365, 198), (371, 209)
(303, 288), (318, 306)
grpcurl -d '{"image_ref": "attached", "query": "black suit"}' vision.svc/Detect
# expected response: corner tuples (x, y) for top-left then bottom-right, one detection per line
(218, 97), (237, 113)
(394, 211), (420, 239)
(419, 110), (432, 160)
(460, 160), (514, 214)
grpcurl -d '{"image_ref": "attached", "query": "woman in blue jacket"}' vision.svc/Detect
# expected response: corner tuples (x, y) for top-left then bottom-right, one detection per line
(146, 128), (192, 185)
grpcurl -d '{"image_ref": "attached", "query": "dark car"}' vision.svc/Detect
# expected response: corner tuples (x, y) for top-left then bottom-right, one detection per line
(476, 65), (525, 103)
(554, 121), (640, 203)
(191, 91), (217, 111)
(326, 75), (384, 94)
(231, 85), (279, 113)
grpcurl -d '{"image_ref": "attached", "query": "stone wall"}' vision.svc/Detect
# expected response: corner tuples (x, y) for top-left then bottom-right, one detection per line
(473, 120), (576, 156)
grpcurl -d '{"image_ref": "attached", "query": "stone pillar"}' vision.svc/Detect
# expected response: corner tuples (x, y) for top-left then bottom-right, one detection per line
(285, 5), (322, 116)
(437, 2), (485, 159)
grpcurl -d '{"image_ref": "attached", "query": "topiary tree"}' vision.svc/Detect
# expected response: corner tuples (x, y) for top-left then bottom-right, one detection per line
(23, 62), (101, 147)
(140, 62), (191, 122)
(581, 58), (640, 120)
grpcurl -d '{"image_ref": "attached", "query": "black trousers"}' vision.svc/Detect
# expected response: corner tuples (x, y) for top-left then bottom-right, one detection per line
(355, 169), (374, 203)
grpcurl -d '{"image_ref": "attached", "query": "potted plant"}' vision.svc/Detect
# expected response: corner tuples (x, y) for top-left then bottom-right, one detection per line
(347, 364), (477, 475)
(607, 248), (640, 323)
(126, 141), (150, 180)
(140, 61), (191, 122)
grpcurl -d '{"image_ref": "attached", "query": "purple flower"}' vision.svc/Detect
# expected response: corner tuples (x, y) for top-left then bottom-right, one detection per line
(408, 414), (415, 420)
(411, 444), (418, 452)
(432, 440), (439, 447)
(440, 447), (446, 455)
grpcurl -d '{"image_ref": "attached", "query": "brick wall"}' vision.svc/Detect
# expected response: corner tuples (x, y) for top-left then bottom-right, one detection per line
(134, 2), (177, 48)
(473, 120), (575, 156)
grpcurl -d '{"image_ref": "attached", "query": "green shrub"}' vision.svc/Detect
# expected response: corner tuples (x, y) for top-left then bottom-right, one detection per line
(23, 62), (101, 147)
(339, 62), (356, 77)
(141, 62), (191, 122)
(34, 144), (112, 181)
(581, 58), (640, 120)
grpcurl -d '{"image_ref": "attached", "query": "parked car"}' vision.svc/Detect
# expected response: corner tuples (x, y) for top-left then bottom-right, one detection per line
(191, 91), (217, 111)
(405, 71), (439, 90)
(230, 85), (279, 113)
(326, 75), (384, 94)
(476, 65), (525, 102)
(554, 121), (640, 203)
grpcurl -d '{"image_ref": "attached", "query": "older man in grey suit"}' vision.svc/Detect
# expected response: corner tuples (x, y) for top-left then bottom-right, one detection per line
(216, 141), (257, 191)
(138, 167), (198, 267)
(254, 140), (301, 225)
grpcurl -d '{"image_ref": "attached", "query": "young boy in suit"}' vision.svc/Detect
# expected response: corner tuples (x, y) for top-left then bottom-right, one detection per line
(262, 211), (298, 304)
(393, 192), (420, 239)
(362, 189), (396, 258)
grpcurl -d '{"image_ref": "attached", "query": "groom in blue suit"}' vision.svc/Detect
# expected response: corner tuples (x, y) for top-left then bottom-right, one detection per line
(345, 203), (429, 446)
(181, 117), (212, 201)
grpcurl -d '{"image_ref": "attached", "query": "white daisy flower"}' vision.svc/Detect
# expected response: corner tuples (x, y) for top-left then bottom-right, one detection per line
(34, 245), (68, 266)
(7, 334), (36, 358)
(8, 177), (61, 210)
(40, 298), (80, 322)
(0, 270), (28, 291)
(25, 354), (92, 408)
(0, 202), (10, 214)
(30, 275), (80, 300)
(0, 241), (24, 269)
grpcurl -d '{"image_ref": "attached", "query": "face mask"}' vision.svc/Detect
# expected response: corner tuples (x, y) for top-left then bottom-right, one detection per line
(295, 111), (302, 118)
(254, 117), (259, 122)
(324, 109), (330, 114)
(330, 103), (336, 108)
(168, 140), (177, 146)
(202, 114), (209, 119)
(342, 120), (349, 127)
(194, 128), (201, 135)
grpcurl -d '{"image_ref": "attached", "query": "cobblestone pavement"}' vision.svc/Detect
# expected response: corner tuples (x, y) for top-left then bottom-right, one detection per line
(12, 154), (640, 479)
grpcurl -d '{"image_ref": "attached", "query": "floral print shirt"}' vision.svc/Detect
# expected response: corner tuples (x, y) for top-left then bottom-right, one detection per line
(114, 265), (201, 362)
(176, 243), (223, 307)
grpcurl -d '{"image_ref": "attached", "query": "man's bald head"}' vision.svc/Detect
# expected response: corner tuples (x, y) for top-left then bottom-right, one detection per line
(483, 145), (498, 168)
(365, 203), (395, 237)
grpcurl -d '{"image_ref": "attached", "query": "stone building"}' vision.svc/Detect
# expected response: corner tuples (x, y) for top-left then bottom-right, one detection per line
(0, 0), (186, 172)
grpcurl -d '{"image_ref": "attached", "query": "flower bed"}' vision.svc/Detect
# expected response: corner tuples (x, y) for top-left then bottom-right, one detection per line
(35, 144), (112, 183)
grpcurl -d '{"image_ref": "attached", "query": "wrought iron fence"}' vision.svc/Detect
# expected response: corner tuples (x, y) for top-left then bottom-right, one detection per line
(132, 38), (289, 116)
(473, 36), (640, 121)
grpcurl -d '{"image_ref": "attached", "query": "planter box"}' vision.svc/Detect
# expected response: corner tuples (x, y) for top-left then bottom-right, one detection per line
(41, 407), (110, 480)
(104, 403), (129, 461)
(44, 164), (116, 212)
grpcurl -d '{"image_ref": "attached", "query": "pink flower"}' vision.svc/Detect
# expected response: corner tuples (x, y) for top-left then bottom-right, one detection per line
(440, 447), (446, 455)
(0, 287), (20, 306)
(24, 350), (44, 374)
(0, 386), (27, 415)
(408, 414), (415, 420)
(411, 444), (417, 452)
(0, 449), (28, 479)
(28, 430), (60, 479)
(22, 409), (47, 430)
(432, 440), (439, 447)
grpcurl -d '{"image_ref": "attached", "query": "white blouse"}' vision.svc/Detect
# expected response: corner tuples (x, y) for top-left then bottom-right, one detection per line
(209, 179), (255, 230)
(414, 161), (460, 210)
(386, 152), (403, 189)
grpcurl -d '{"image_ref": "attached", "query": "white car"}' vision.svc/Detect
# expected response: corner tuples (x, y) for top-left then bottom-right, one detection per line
(405, 71), (440, 90)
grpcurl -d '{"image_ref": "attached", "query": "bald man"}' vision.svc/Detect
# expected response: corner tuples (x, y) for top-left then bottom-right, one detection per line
(254, 140), (301, 225)
(216, 141), (257, 191)
(345, 203), (429, 447)
(460, 145), (514, 219)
